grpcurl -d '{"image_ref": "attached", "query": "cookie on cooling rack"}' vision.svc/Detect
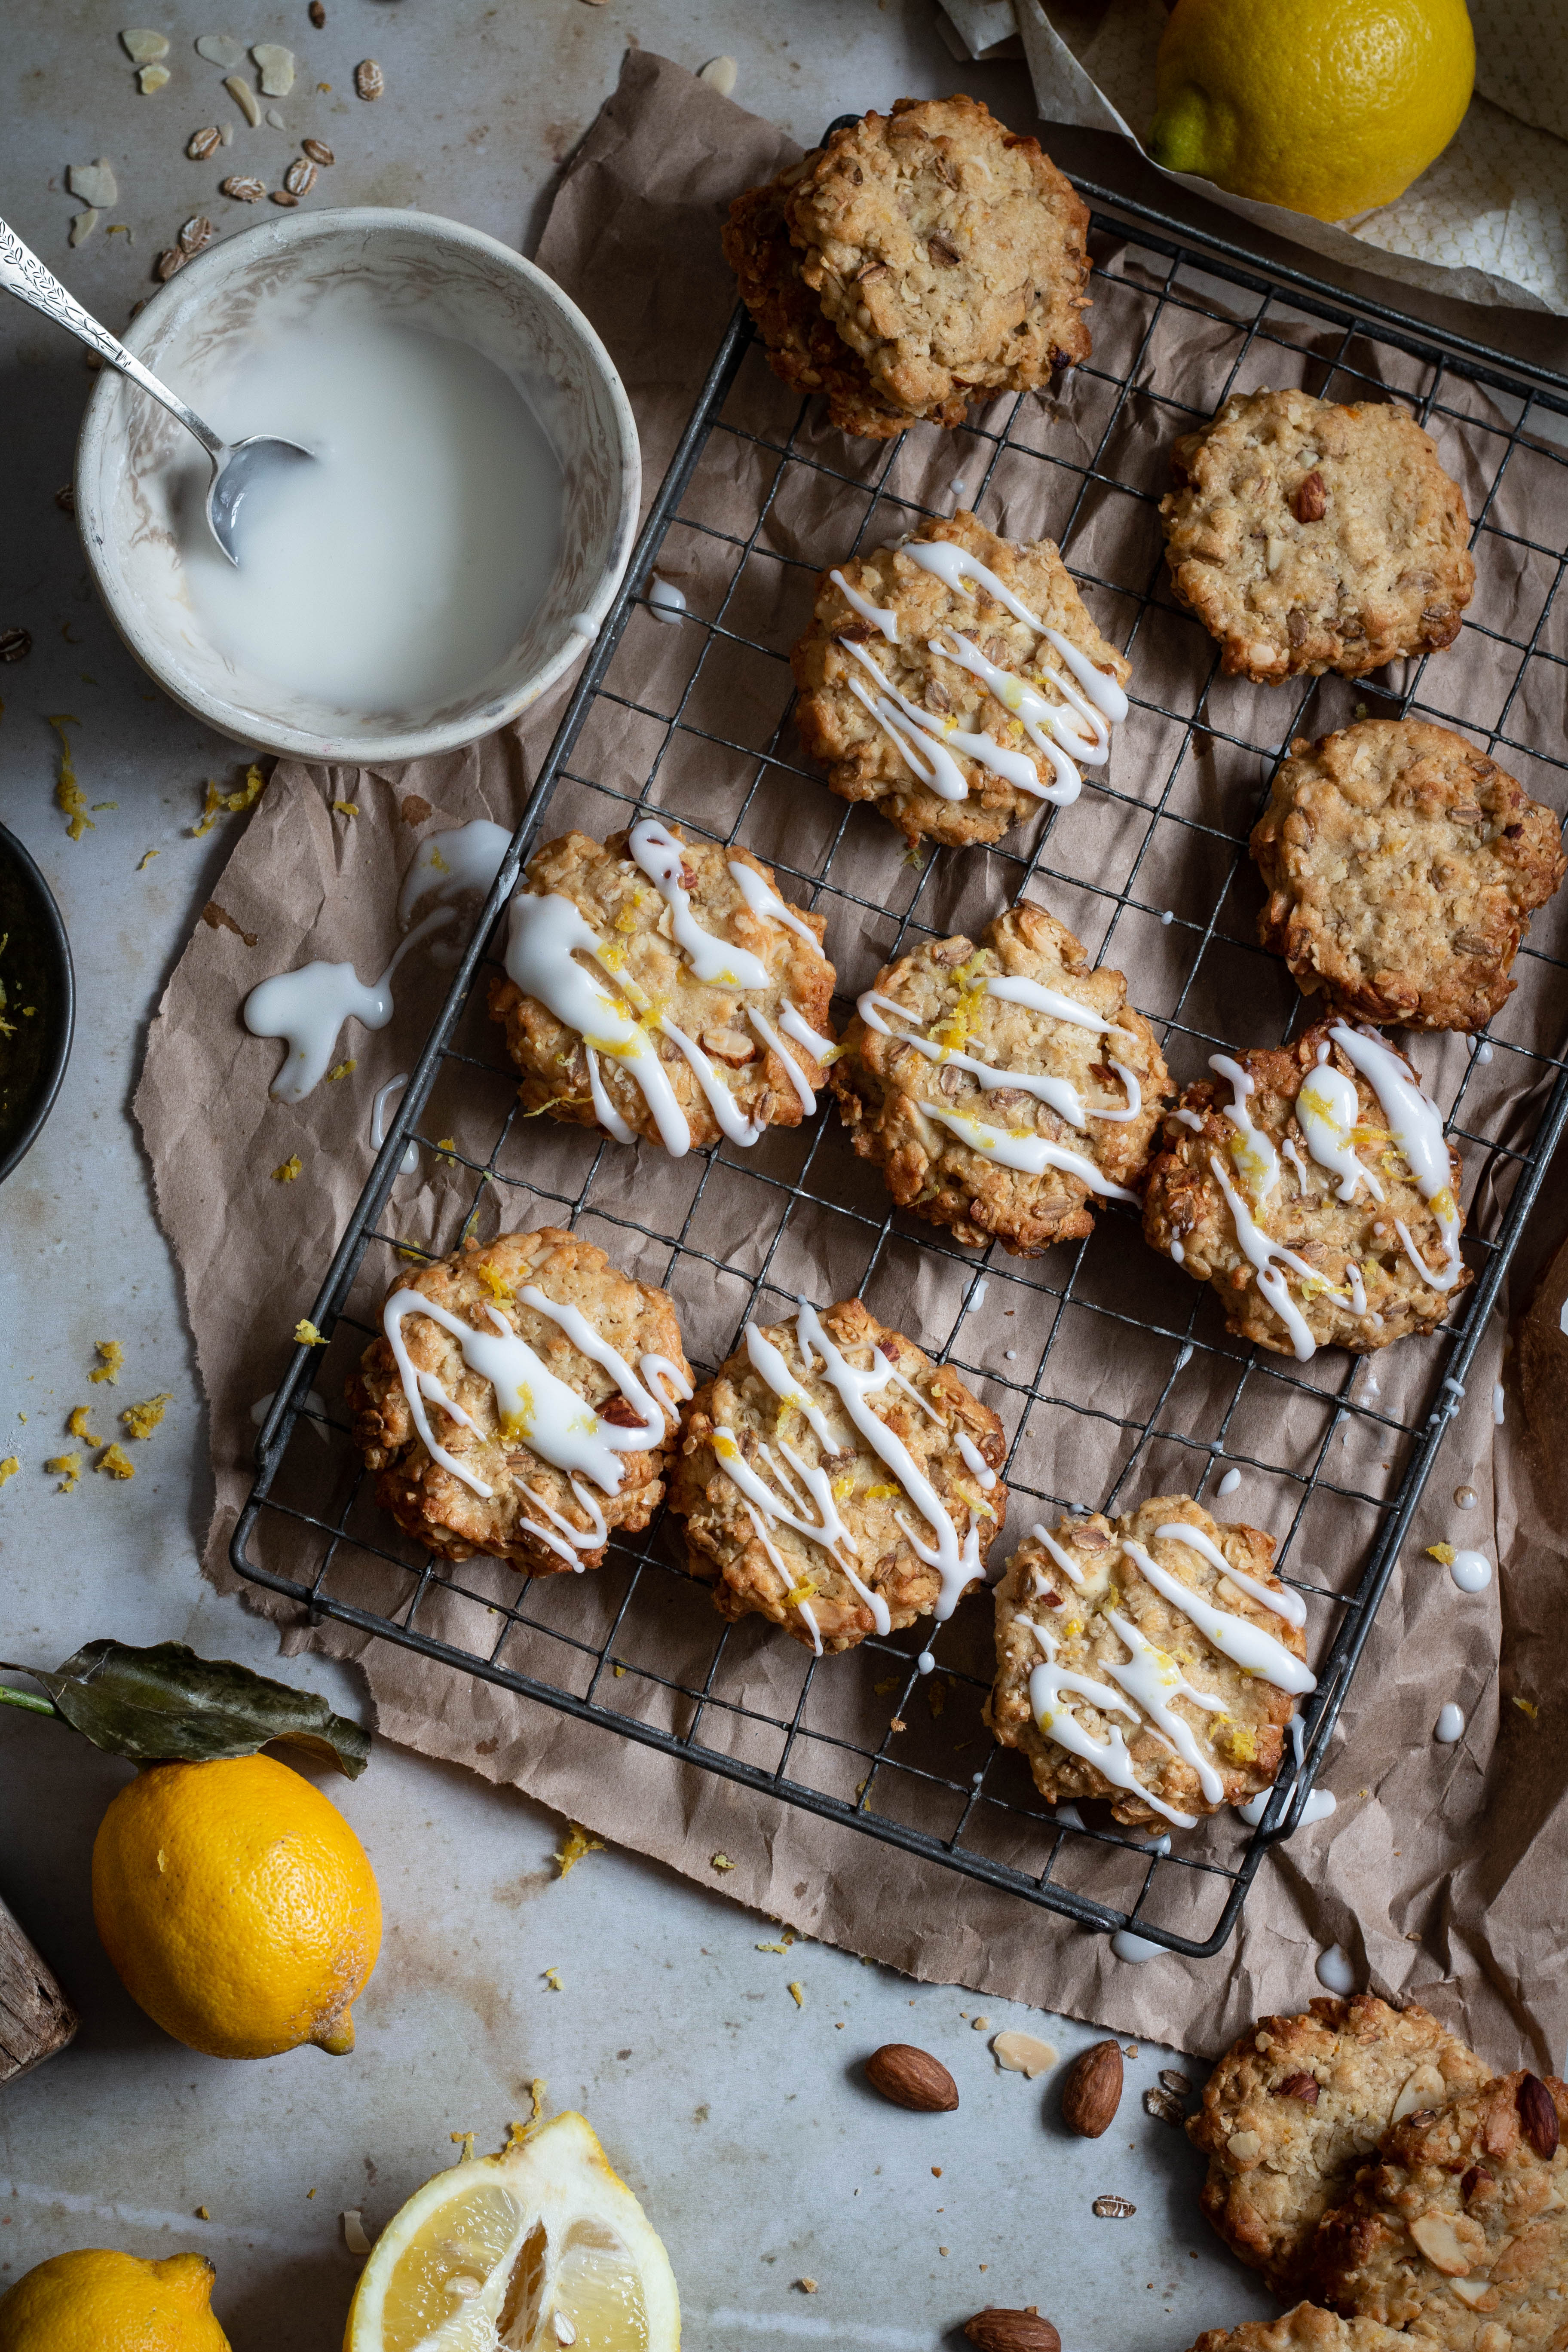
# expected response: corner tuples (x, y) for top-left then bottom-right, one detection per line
(791, 510), (1131, 849)
(782, 96), (1093, 421)
(1141, 1017), (1473, 1360)
(1183, 2311), (1414, 2352)
(1253, 719), (1566, 1032)
(1160, 388), (1475, 683)
(669, 1294), (1006, 1654)
(347, 1227), (691, 1574)
(1190, 1995), (1493, 2297)
(487, 818), (836, 1157)
(1309, 2070), (1568, 2348)
(830, 900), (1169, 1254)
(986, 1493), (1312, 1830)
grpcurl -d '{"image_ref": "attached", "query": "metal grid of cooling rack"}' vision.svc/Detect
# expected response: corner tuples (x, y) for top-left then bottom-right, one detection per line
(236, 178), (1568, 1958)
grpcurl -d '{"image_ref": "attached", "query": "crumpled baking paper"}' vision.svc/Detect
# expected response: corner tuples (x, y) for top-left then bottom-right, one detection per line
(135, 49), (1568, 2066)
(941, 0), (1568, 317)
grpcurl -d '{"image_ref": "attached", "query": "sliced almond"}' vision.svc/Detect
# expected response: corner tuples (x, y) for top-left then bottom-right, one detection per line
(697, 55), (738, 95)
(195, 34), (247, 67)
(252, 43), (296, 95)
(1391, 2064), (1450, 2123)
(1449, 2279), (1493, 2308)
(992, 2031), (1057, 2079)
(69, 209), (99, 247)
(223, 73), (260, 126)
(1225, 2131), (1261, 2162)
(699, 1028), (756, 1066)
(138, 64), (171, 92)
(354, 57), (383, 99)
(1409, 2211), (1472, 2276)
(68, 159), (119, 207)
(121, 29), (170, 62)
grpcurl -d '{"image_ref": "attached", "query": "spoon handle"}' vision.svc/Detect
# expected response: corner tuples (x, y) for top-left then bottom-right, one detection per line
(0, 215), (225, 463)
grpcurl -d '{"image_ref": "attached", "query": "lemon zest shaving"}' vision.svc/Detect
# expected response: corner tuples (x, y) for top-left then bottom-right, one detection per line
(0, 1456), (18, 1488)
(47, 715), (91, 840)
(66, 1406), (102, 1444)
(271, 1154), (302, 1182)
(89, 1339), (124, 1384)
(46, 1452), (81, 1492)
(554, 1821), (604, 1877)
(710, 1851), (735, 1873)
(1427, 1542), (1456, 1566)
(1513, 1695), (1538, 1721)
(122, 1394), (171, 1440)
(542, 1966), (562, 1991)
(97, 1443), (136, 1480)
(784, 1580), (818, 1608)
(192, 762), (264, 837)
(787, 1980), (805, 2007)
(332, 800), (359, 817)
(137, 848), (159, 870)
(327, 1058), (357, 1082)
(295, 1319), (328, 1347)
(449, 2131), (476, 2162)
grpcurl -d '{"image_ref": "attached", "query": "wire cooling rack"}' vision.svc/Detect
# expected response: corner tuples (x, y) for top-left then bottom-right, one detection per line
(235, 174), (1568, 1957)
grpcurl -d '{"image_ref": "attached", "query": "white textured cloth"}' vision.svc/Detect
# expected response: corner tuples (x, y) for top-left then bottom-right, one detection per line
(940, 0), (1568, 315)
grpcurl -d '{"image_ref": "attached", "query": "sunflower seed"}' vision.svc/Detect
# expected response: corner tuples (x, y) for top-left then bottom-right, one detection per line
(154, 245), (186, 281)
(354, 57), (383, 99)
(1092, 2196), (1136, 2220)
(252, 43), (295, 95)
(698, 54), (737, 95)
(219, 174), (265, 201)
(0, 628), (33, 663)
(70, 209), (99, 247)
(178, 214), (213, 253)
(223, 72), (260, 126)
(301, 138), (333, 165)
(68, 159), (119, 207)
(270, 188), (298, 206)
(195, 33), (246, 67)
(121, 28), (170, 62)
(309, 0), (325, 21)
(187, 125), (221, 159)
(284, 155), (316, 196)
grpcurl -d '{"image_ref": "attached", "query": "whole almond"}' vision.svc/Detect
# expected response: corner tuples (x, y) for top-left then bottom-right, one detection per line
(1292, 469), (1327, 524)
(964, 2310), (1060, 2352)
(864, 2043), (958, 2113)
(1517, 2073), (1560, 2161)
(1274, 2073), (1320, 2103)
(1060, 2038), (1123, 2138)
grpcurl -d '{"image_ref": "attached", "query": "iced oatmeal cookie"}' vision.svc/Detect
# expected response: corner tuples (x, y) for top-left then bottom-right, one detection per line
(1142, 1019), (1472, 1359)
(830, 900), (1169, 1253)
(487, 818), (836, 1156)
(1311, 2071), (1568, 2350)
(669, 1295), (1006, 1654)
(1184, 2311), (1414, 2352)
(986, 1494), (1313, 1828)
(1161, 389), (1474, 683)
(784, 97), (1092, 419)
(348, 1228), (692, 1574)
(1190, 1995), (1493, 2295)
(1253, 720), (1565, 1032)
(791, 509), (1131, 849)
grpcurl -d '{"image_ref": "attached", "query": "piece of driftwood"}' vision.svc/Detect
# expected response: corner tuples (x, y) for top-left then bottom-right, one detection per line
(0, 1894), (77, 2081)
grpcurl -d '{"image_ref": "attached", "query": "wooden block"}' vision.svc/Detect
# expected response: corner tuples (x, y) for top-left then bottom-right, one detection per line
(0, 1893), (77, 2081)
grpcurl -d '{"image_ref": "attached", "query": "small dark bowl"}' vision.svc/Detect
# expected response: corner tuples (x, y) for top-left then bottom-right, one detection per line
(0, 824), (74, 1184)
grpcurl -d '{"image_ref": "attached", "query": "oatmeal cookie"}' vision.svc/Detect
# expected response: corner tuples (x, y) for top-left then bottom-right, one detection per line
(1253, 720), (1565, 1032)
(669, 1295), (1006, 1654)
(1161, 389), (1474, 683)
(487, 818), (836, 1156)
(986, 1494), (1312, 1828)
(1142, 1018), (1472, 1360)
(782, 96), (1093, 420)
(792, 509), (1131, 849)
(1190, 1995), (1494, 2296)
(1185, 2310), (1412, 2352)
(830, 900), (1169, 1254)
(348, 1228), (691, 1574)
(1311, 2070), (1568, 2351)
(723, 167), (969, 439)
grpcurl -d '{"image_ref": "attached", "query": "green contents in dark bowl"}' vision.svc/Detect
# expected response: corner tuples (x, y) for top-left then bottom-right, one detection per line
(0, 824), (74, 1183)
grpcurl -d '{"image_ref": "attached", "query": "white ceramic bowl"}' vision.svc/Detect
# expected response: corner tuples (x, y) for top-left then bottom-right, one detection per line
(75, 208), (640, 763)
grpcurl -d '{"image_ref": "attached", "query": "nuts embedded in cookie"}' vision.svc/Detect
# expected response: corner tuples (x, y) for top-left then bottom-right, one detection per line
(1160, 388), (1475, 683)
(985, 1494), (1314, 1829)
(487, 819), (837, 1156)
(782, 96), (1093, 421)
(1141, 1018), (1473, 1360)
(347, 1228), (692, 1573)
(791, 510), (1131, 849)
(1252, 720), (1566, 1032)
(1188, 1994), (1494, 2296)
(830, 901), (1170, 1255)
(669, 1295), (1006, 1654)
(1309, 2070), (1568, 2348)
(1182, 2308), (1418, 2352)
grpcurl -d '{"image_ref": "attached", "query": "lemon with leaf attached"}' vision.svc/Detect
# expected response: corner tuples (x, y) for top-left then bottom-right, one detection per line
(1148, 0), (1475, 222)
(344, 2112), (680, 2352)
(0, 2248), (230, 2352)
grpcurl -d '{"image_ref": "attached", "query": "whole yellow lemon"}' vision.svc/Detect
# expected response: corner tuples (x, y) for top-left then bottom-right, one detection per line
(0, 2248), (230, 2352)
(92, 1753), (381, 2061)
(1149, 0), (1475, 222)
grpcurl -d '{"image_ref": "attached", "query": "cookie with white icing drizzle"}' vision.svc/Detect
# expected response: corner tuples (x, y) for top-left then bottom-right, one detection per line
(831, 900), (1170, 1255)
(348, 1228), (692, 1573)
(487, 820), (837, 1156)
(986, 1493), (1313, 1829)
(791, 511), (1131, 849)
(1142, 1018), (1472, 1360)
(669, 1295), (1006, 1654)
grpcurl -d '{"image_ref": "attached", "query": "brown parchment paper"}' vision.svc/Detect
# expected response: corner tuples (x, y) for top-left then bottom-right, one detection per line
(135, 50), (1568, 2067)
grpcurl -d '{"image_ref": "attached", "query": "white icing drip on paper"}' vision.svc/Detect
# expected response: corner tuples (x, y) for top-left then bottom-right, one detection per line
(1449, 1549), (1491, 1592)
(1435, 1701), (1465, 1743)
(1155, 1521), (1307, 1628)
(245, 907), (453, 1102)
(1111, 1929), (1164, 1962)
(1328, 1024), (1462, 1292)
(397, 818), (511, 929)
(1217, 1467), (1241, 1497)
(1316, 1943), (1356, 1994)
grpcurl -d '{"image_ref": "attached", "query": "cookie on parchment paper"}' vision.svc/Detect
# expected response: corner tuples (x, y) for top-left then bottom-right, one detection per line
(348, 1228), (691, 1574)
(1252, 719), (1565, 1032)
(986, 1493), (1311, 1829)
(791, 509), (1131, 849)
(830, 900), (1169, 1255)
(669, 1294), (1006, 1654)
(1182, 2310), (1412, 2352)
(1189, 1994), (1493, 2296)
(1161, 388), (1475, 683)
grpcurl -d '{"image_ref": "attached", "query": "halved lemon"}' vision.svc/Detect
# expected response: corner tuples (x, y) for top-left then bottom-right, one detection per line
(344, 2113), (680, 2352)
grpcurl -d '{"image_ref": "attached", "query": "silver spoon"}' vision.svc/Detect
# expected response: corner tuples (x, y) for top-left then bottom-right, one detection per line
(0, 214), (312, 564)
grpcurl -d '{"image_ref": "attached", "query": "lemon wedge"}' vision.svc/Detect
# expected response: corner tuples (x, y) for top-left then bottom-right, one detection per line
(344, 2113), (680, 2352)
